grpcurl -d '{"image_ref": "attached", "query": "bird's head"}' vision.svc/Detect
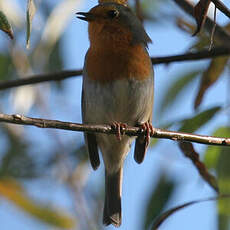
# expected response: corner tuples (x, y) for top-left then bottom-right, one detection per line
(77, 3), (151, 49)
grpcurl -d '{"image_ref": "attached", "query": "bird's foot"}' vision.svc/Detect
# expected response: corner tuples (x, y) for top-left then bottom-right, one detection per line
(139, 122), (154, 146)
(111, 122), (127, 141)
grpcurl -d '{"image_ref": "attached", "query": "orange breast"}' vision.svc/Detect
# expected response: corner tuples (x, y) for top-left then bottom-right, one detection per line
(86, 44), (152, 83)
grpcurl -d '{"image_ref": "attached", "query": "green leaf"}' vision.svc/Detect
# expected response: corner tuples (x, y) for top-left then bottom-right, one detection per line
(26, 0), (36, 49)
(0, 54), (13, 80)
(160, 70), (200, 114)
(0, 11), (13, 39)
(203, 127), (230, 229)
(0, 178), (76, 229)
(217, 146), (230, 230)
(194, 57), (229, 109)
(204, 127), (230, 169)
(179, 106), (221, 133)
(191, 36), (210, 50)
(48, 41), (63, 72)
(144, 174), (175, 230)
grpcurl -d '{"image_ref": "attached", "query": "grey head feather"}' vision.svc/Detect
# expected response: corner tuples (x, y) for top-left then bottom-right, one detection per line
(101, 2), (152, 47)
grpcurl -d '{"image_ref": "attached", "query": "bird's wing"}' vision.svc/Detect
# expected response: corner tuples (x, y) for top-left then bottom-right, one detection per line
(82, 89), (100, 170)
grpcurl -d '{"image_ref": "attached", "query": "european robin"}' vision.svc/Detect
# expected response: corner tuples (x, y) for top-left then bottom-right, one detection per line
(77, 2), (154, 227)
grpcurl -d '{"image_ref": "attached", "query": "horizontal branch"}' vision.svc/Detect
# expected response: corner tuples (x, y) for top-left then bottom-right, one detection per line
(0, 47), (230, 91)
(0, 70), (82, 90)
(0, 113), (230, 146)
(151, 46), (230, 64)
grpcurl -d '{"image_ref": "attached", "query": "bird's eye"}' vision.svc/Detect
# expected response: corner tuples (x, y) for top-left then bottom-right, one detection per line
(107, 10), (119, 19)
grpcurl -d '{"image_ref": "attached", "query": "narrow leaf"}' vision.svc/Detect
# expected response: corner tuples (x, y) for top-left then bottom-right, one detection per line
(26, 0), (36, 48)
(179, 142), (219, 192)
(0, 178), (75, 229)
(151, 195), (230, 230)
(179, 106), (221, 133)
(204, 126), (230, 169)
(144, 174), (175, 229)
(203, 127), (230, 228)
(194, 57), (229, 109)
(160, 70), (200, 114)
(193, 0), (211, 35)
(0, 11), (13, 39)
(216, 146), (230, 226)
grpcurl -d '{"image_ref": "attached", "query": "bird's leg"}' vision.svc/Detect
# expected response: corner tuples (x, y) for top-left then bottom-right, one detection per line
(139, 121), (154, 146)
(134, 121), (155, 163)
(111, 122), (127, 141)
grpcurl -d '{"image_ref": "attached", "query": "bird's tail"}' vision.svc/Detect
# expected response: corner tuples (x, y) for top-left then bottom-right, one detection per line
(103, 168), (123, 227)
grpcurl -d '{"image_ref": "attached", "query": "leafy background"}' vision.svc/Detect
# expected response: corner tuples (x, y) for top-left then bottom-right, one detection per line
(0, 0), (229, 229)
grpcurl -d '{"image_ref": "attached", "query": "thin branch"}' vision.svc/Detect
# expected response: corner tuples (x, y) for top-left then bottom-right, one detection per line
(0, 113), (230, 146)
(211, 0), (230, 19)
(173, 0), (230, 45)
(0, 47), (230, 91)
(0, 70), (82, 90)
(151, 46), (230, 64)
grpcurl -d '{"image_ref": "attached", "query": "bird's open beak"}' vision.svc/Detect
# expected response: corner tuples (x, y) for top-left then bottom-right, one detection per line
(76, 12), (94, 21)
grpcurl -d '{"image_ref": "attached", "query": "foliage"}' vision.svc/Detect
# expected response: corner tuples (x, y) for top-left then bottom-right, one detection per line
(0, 0), (230, 230)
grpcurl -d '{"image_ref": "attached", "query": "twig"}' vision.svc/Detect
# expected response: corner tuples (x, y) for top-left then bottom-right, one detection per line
(0, 70), (82, 90)
(151, 46), (230, 64)
(0, 47), (230, 91)
(0, 113), (230, 146)
(211, 0), (230, 19)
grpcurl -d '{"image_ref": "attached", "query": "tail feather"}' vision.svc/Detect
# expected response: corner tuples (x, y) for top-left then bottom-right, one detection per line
(103, 168), (122, 227)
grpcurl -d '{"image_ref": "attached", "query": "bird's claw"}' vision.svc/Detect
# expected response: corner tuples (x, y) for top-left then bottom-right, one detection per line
(139, 122), (154, 146)
(112, 122), (127, 141)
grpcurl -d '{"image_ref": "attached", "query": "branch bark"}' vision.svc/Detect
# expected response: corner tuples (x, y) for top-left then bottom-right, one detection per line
(0, 47), (230, 91)
(0, 70), (82, 90)
(210, 0), (230, 19)
(0, 113), (230, 146)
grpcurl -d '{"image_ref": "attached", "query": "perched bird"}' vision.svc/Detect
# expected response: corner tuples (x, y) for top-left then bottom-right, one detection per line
(77, 2), (154, 227)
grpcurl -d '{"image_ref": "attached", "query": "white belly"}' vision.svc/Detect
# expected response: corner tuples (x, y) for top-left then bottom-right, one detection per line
(82, 77), (153, 126)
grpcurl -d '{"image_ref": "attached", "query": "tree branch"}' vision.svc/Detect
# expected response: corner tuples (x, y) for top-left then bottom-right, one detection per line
(151, 46), (230, 64)
(211, 0), (230, 19)
(0, 113), (230, 146)
(0, 70), (82, 90)
(0, 47), (230, 91)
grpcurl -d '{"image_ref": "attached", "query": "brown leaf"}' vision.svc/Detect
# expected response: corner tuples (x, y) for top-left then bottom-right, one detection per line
(151, 194), (230, 230)
(179, 141), (219, 192)
(194, 56), (228, 109)
(0, 178), (76, 229)
(193, 0), (211, 35)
